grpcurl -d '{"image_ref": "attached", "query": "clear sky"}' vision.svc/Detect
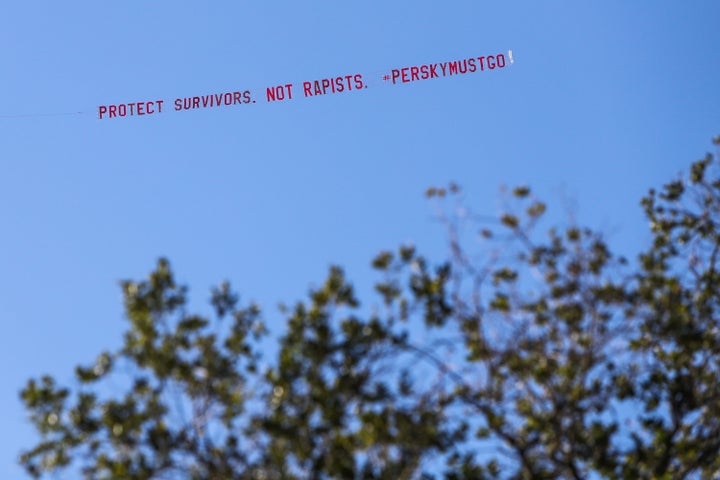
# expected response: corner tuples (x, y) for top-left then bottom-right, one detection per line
(1, 1), (719, 477)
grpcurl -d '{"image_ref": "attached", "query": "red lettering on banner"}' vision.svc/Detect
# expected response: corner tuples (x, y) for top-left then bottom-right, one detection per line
(99, 102), (167, 119)
(468, 58), (477, 73)
(301, 74), (364, 97)
(97, 50), (511, 119)
(410, 66), (419, 81)
(387, 52), (508, 86)
(173, 91), (252, 110)
(267, 84), (293, 102)
(98, 92), (244, 118)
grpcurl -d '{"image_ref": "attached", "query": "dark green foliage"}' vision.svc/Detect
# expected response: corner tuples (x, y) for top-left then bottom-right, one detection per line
(20, 137), (720, 479)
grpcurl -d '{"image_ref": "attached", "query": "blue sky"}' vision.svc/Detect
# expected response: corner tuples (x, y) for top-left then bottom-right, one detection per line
(1, 1), (719, 477)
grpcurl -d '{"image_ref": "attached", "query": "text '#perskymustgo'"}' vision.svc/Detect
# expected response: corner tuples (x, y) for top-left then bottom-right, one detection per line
(389, 53), (508, 85)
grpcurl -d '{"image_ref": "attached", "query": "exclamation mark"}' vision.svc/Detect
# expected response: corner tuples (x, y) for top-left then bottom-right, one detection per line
(508, 50), (514, 64)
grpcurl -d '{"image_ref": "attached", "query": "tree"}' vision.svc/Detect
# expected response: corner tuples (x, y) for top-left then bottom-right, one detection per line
(20, 136), (720, 479)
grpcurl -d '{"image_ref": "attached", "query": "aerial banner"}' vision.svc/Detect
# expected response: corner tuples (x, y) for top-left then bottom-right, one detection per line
(97, 49), (515, 120)
(0, 49), (514, 120)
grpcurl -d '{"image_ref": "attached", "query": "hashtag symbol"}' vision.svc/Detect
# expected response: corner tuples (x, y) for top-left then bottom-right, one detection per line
(383, 74), (391, 81)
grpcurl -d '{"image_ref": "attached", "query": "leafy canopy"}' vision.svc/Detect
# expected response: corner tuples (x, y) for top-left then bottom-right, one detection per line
(20, 136), (720, 479)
